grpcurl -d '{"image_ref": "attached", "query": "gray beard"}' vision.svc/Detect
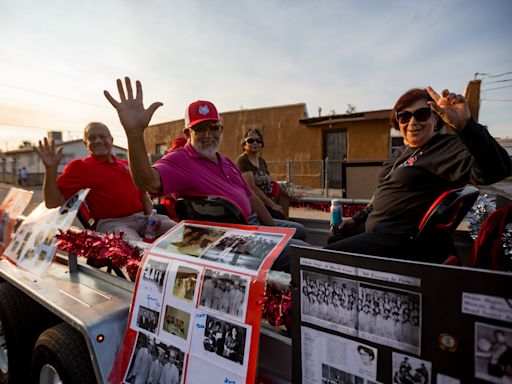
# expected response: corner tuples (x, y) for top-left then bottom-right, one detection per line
(194, 143), (219, 160)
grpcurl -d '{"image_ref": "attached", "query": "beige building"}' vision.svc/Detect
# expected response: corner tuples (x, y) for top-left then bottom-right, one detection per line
(144, 104), (392, 199)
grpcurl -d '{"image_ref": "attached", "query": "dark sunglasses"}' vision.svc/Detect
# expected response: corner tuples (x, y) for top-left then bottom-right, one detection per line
(395, 107), (432, 124)
(245, 138), (263, 144)
(190, 122), (223, 133)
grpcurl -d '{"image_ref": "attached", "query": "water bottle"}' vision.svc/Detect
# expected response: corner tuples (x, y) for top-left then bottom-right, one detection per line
(144, 209), (158, 243)
(330, 199), (342, 236)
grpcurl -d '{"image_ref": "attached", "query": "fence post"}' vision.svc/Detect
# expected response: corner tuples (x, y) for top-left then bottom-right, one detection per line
(287, 160), (292, 186)
(324, 157), (329, 197)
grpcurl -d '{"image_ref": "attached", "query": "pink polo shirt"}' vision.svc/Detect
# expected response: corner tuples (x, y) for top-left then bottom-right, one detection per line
(154, 143), (254, 218)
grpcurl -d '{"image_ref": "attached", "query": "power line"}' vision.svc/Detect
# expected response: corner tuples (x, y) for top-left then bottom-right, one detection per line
(481, 85), (512, 91)
(483, 78), (512, 84)
(0, 122), (126, 140)
(482, 98), (512, 102)
(0, 121), (81, 133)
(0, 82), (109, 109)
(476, 71), (512, 79)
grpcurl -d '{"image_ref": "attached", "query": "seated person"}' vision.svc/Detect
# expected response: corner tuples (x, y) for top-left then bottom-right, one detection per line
(236, 128), (289, 220)
(103, 78), (308, 247)
(35, 122), (175, 242)
(326, 87), (511, 263)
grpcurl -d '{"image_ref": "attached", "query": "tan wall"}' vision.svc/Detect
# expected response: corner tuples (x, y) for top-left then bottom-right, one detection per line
(346, 120), (390, 161)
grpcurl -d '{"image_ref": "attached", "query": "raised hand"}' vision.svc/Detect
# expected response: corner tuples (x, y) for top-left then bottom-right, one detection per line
(104, 77), (163, 136)
(426, 86), (471, 130)
(35, 138), (63, 168)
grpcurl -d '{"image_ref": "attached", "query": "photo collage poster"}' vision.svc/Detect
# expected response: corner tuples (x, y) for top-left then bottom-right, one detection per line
(2, 188), (89, 276)
(0, 187), (33, 255)
(297, 257), (427, 384)
(109, 221), (295, 384)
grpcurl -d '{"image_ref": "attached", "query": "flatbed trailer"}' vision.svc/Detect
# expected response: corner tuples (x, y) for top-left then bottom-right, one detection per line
(0, 247), (295, 383)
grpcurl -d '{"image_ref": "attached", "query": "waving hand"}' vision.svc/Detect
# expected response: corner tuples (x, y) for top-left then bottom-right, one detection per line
(104, 77), (163, 136)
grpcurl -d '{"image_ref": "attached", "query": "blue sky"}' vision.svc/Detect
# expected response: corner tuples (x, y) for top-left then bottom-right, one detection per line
(0, 0), (511, 150)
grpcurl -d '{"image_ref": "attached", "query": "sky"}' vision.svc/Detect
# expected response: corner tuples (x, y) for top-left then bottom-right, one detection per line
(0, 0), (511, 151)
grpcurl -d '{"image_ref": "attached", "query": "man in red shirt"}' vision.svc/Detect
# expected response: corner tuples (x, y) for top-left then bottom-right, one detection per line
(36, 122), (175, 241)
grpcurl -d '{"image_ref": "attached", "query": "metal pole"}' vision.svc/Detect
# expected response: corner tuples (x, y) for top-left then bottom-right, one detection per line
(287, 160), (292, 187)
(325, 157), (329, 197)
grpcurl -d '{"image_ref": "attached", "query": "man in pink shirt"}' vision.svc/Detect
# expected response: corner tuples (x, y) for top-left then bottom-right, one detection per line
(104, 77), (307, 246)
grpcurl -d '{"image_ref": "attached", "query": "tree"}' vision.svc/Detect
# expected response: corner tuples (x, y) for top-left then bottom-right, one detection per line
(346, 104), (357, 114)
(18, 140), (33, 149)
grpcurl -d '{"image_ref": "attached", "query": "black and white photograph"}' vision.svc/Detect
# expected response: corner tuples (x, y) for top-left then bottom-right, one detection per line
(136, 305), (160, 334)
(162, 305), (190, 340)
(199, 269), (248, 319)
(392, 353), (431, 384)
(124, 332), (185, 384)
(202, 315), (247, 365)
(301, 270), (359, 333)
(172, 265), (198, 301)
(154, 223), (227, 258)
(321, 363), (364, 384)
(475, 322), (512, 383)
(358, 283), (421, 355)
(201, 231), (283, 271)
(301, 326), (377, 382)
(142, 258), (169, 292)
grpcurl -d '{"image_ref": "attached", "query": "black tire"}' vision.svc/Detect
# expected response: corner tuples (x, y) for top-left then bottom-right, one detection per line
(31, 323), (96, 384)
(0, 282), (48, 384)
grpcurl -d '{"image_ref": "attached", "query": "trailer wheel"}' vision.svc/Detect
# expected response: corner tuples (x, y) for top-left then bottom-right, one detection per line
(0, 282), (47, 384)
(31, 323), (96, 384)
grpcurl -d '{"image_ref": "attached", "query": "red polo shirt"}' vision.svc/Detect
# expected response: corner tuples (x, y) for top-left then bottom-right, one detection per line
(56, 155), (144, 220)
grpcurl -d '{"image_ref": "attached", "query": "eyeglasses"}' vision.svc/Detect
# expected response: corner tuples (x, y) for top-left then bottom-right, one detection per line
(395, 107), (432, 125)
(245, 138), (263, 144)
(190, 122), (223, 133)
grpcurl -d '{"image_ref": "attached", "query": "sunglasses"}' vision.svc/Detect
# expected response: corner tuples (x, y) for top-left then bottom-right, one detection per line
(245, 138), (263, 144)
(395, 107), (432, 125)
(190, 122), (223, 133)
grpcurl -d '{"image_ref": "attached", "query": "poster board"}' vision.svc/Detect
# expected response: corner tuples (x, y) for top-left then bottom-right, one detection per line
(291, 246), (512, 384)
(2, 189), (89, 276)
(109, 220), (295, 384)
(0, 187), (33, 254)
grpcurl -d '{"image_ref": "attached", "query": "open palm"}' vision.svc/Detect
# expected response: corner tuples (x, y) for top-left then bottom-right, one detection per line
(104, 77), (162, 135)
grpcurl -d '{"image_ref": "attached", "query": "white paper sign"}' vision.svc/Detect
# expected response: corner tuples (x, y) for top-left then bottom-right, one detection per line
(462, 292), (512, 322)
(300, 257), (357, 275)
(357, 267), (421, 287)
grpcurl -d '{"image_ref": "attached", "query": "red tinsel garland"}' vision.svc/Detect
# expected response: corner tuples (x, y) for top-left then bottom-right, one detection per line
(290, 200), (367, 217)
(56, 229), (294, 328)
(260, 284), (293, 329)
(55, 229), (143, 277)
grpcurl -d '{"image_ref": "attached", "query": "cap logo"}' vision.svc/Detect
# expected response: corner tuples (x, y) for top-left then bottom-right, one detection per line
(198, 105), (210, 116)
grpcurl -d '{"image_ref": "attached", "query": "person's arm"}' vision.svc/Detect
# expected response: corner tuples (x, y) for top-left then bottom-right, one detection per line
(140, 193), (154, 215)
(427, 86), (511, 184)
(34, 138), (64, 208)
(241, 171), (284, 215)
(249, 195), (276, 226)
(104, 77), (163, 194)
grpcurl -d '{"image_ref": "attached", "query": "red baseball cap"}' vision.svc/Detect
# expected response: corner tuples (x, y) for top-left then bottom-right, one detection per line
(184, 100), (221, 128)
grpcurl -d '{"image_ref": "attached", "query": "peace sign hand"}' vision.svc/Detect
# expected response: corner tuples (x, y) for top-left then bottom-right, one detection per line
(104, 77), (163, 137)
(426, 86), (471, 130)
